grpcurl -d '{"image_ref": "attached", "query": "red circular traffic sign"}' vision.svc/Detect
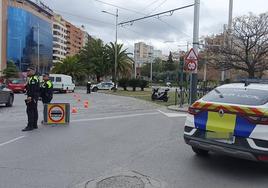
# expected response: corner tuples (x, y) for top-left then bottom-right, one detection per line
(185, 60), (197, 71)
(48, 105), (65, 123)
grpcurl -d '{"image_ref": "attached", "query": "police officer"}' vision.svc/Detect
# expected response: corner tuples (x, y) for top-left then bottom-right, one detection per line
(22, 67), (40, 131)
(86, 81), (91, 94)
(40, 73), (53, 104)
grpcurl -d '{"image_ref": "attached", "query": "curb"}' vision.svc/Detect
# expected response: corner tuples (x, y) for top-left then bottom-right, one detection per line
(167, 105), (188, 113)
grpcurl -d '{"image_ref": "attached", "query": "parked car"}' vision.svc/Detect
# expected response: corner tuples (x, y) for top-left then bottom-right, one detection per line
(0, 83), (14, 107)
(48, 74), (75, 93)
(91, 81), (115, 92)
(184, 83), (268, 162)
(8, 79), (26, 93)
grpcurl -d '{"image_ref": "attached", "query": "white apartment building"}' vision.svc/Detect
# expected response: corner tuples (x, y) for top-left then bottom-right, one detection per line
(153, 50), (162, 59)
(134, 42), (159, 65)
(52, 14), (67, 64)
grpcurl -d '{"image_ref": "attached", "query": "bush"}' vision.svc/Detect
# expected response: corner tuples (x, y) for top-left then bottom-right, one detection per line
(139, 80), (149, 91)
(118, 78), (129, 91)
(128, 79), (140, 91)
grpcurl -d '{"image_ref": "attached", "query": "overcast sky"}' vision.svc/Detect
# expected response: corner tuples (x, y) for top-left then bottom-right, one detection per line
(41, 0), (268, 55)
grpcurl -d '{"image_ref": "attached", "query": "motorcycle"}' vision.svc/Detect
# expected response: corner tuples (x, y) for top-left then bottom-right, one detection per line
(151, 88), (169, 102)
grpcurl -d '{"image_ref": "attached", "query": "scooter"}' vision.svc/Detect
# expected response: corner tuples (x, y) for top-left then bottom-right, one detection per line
(151, 88), (169, 102)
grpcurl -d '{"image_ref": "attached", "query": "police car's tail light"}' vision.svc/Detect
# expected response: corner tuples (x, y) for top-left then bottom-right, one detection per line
(258, 155), (268, 161)
(188, 107), (202, 115)
(246, 116), (268, 125)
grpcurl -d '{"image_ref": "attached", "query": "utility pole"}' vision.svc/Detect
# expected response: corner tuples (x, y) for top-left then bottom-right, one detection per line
(150, 59), (153, 82)
(102, 9), (118, 90)
(228, 0), (233, 32)
(222, 0), (233, 82)
(115, 9), (118, 90)
(190, 0), (200, 104)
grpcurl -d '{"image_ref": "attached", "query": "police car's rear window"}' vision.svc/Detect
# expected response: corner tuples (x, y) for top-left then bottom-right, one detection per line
(202, 88), (268, 106)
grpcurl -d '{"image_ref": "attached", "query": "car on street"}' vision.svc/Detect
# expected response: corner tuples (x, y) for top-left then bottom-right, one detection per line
(0, 83), (14, 107)
(48, 74), (75, 93)
(7, 79), (26, 93)
(184, 82), (268, 162)
(91, 81), (115, 92)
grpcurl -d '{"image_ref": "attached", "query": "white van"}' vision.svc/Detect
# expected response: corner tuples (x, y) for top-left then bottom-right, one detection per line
(49, 74), (75, 93)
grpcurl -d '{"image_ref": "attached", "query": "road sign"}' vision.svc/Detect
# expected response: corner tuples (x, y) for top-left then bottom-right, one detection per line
(48, 104), (65, 124)
(45, 103), (70, 124)
(185, 48), (198, 72)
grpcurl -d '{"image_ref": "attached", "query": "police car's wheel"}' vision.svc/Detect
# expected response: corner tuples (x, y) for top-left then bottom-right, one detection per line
(192, 146), (209, 156)
(6, 95), (14, 107)
(92, 87), (98, 92)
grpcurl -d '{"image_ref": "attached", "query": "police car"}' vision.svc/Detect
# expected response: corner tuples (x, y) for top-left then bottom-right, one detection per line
(184, 82), (268, 162)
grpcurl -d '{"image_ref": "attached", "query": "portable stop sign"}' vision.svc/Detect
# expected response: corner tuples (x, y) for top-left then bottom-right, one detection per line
(44, 103), (70, 125)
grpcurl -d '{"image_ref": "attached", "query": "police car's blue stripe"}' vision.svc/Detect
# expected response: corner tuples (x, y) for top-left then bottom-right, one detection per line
(234, 116), (256, 137)
(194, 111), (208, 130)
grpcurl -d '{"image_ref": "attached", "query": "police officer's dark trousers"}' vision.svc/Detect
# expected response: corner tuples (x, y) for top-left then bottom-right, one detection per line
(26, 99), (38, 129)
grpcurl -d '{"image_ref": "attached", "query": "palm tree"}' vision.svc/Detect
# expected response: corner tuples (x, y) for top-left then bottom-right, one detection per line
(51, 56), (87, 82)
(80, 39), (111, 82)
(106, 42), (134, 79)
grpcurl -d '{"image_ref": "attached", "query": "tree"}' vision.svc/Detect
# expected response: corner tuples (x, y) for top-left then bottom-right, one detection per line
(79, 39), (111, 82)
(2, 60), (19, 79)
(51, 56), (87, 82)
(164, 52), (176, 72)
(106, 42), (134, 79)
(206, 13), (268, 78)
(140, 58), (163, 79)
(140, 63), (151, 78)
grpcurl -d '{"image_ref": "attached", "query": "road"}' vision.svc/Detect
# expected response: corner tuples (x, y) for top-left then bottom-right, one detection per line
(0, 90), (268, 188)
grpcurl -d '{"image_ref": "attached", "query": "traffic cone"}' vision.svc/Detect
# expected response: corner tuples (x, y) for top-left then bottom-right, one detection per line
(84, 100), (89, 108)
(72, 107), (78, 114)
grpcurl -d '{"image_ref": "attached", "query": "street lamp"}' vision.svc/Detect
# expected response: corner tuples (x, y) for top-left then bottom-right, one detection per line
(102, 9), (118, 90)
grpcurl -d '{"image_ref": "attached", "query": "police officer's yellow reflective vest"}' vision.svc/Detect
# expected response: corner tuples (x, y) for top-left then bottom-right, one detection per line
(42, 80), (52, 89)
(28, 76), (39, 84)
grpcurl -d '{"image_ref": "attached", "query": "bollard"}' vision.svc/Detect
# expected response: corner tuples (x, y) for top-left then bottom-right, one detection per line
(72, 107), (78, 114)
(84, 100), (89, 108)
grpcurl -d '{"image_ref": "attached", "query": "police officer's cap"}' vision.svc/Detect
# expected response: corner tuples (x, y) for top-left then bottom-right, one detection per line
(42, 73), (49, 76)
(26, 67), (36, 71)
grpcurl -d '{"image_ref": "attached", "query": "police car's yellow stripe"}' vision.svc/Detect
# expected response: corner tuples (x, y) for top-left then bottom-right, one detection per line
(192, 102), (268, 116)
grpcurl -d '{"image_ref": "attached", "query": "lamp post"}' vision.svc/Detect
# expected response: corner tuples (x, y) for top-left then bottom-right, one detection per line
(102, 9), (118, 90)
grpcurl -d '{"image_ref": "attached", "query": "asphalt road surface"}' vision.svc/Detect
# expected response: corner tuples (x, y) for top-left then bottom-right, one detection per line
(0, 90), (268, 188)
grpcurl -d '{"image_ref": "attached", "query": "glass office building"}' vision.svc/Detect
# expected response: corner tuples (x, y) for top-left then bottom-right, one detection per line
(7, 6), (53, 73)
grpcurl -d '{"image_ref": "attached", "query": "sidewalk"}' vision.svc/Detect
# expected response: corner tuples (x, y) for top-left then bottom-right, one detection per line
(167, 105), (189, 113)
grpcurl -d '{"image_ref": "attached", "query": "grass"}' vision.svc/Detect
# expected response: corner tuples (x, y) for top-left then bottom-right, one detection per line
(100, 88), (177, 106)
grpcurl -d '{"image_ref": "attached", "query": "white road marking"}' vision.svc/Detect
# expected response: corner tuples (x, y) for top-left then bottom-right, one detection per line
(0, 136), (25, 147)
(72, 112), (159, 123)
(158, 110), (187, 118)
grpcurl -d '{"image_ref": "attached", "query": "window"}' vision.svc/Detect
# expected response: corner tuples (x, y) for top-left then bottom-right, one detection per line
(49, 77), (55, 82)
(56, 77), (62, 82)
(11, 79), (25, 84)
(202, 88), (268, 106)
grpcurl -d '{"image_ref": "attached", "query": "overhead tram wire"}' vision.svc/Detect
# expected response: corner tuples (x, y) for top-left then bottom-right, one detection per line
(94, 0), (192, 38)
(54, 9), (114, 26)
(146, 0), (168, 16)
(124, 0), (163, 21)
(118, 4), (194, 26)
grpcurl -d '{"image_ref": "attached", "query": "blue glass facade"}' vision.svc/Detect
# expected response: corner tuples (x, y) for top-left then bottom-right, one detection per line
(7, 6), (53, 73)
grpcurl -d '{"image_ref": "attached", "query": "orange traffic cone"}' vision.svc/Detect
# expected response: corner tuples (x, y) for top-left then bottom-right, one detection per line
(72, 107), (78, 114)
(84, 100), (89, 108)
